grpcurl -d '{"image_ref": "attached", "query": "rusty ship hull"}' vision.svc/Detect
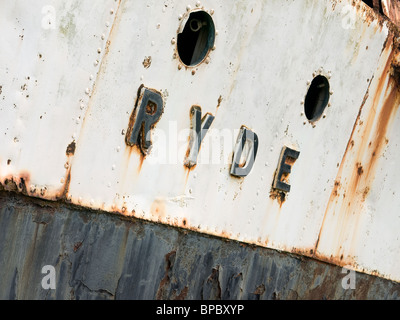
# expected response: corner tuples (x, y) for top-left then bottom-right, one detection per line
(1, 0), (400, 299)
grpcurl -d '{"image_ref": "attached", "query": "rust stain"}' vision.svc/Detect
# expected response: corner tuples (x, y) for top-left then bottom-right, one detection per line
(269, 189), (285, 208)
(142, 56), (152, 69)
(217, 95), (222, 108)
(269, 156), (298, 207)
(123, 144), (145, 175)
(1, 171), (31, 195)
(173, 287), (188, 300)
(73, 241), (83, 253)
(315, 34), (400, 261)
(151, 199), (166, 221)
(59, 169), (72, 201)
(66, 141), (76, 156)
(156, 250), (176, 300)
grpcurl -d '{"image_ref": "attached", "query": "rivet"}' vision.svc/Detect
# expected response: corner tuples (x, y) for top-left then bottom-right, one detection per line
(191, 69), (196, 75)
(171, 38), (176, 44)
(112, 164), (116, 170)
(64, 163), (69, 169)
(172, 53), (177, 59)
(101, 34), (105, 40)
(178, 14), (183, 20)
(323, 114), (326, 118)
(30, 185), (36, 192)
(85, 88), (90, 94)
(196, 1), (201, 7)
(186, 5), (191, 11)
(328, 102), (331, 107)
(188, 188), (193, 194)
(178, 64), (182, 70)
(116, 146), (120, 152)
(300, 112), (304, 116)
(300, 100), (304, 105)
(212, 45), (216, 51)
(205, 57), (210, 64)
(94, 60), (99, 66)
(89, 75), (94, 80)
(80, 104), (85, 110)
(265, 162), (269, 167)
(312, 124), (316, 128)
(105, 21), (110, 27)
(303, 121), (307, 125)
(306, 80), (311, 85)
(210, 9), (214, 15)
(97, 48), (101, 54)
(330, 90), (333, 95)
(156, 23), (161, 29)
(215, 30), (218, 35)
(110, 9), (114, 14)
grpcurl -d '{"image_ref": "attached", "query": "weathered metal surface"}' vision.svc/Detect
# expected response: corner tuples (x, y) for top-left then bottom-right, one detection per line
(1, 191), (399, 300)
(0, 0), (119, 200)
(1, 0), (400, 284)
(382, 0), (400, 26)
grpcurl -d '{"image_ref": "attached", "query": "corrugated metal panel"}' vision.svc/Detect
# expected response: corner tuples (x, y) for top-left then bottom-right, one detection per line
(1, 0), (400, 283)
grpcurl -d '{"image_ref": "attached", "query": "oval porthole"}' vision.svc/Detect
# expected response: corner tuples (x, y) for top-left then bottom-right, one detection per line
(177, 10), (215, 66)
(304, 75), (330, 122)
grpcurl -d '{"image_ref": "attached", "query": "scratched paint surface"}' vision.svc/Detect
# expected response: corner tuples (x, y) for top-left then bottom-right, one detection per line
(1, 0), (400, 282)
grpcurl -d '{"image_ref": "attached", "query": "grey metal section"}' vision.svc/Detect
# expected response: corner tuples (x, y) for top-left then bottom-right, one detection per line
(0, 191), (399, 300)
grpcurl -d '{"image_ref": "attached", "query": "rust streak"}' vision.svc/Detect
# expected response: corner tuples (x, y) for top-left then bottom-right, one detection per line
(314, 34), (400, 260)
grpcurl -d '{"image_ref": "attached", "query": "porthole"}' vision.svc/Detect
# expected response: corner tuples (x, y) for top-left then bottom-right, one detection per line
(177, 10), (215, 66)
(304, 75), (330, 122)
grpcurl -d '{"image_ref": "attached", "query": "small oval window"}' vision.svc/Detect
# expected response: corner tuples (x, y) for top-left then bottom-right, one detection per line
(304, 75), (330, 122)
(177, 11), (215, 66)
